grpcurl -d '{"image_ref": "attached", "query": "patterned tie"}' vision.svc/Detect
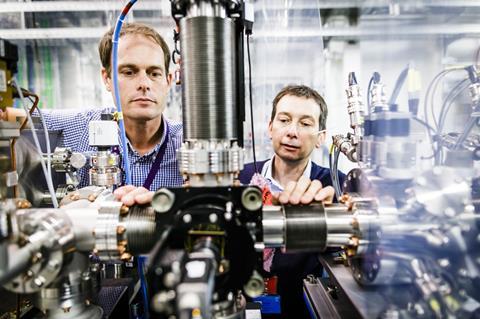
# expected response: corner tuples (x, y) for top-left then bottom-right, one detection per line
(250, 173), (275, 272)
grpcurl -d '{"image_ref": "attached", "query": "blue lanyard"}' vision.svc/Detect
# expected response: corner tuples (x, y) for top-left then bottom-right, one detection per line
(142, 122), (170, 190)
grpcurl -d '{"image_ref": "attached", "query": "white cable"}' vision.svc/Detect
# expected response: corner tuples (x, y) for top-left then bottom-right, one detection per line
(35, 107), (52, 180)
(11, 79), (59, 208)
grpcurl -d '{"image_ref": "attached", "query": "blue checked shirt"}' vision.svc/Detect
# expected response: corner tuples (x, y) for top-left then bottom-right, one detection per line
(41, 107), (184, 190)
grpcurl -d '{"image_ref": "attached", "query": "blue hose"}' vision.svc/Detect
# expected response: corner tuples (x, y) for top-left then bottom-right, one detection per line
(112, 1), (149, 317)
(137, 255), (150, 318)
(112, 0), (137, 185)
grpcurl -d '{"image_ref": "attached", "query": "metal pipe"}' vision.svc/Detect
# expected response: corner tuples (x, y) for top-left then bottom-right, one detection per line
(262, 204), (357, 252)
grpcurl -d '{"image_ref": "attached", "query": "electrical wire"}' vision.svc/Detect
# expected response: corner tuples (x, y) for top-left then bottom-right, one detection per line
(366, 75), (374, 113)
(10, 79), (58, 208)
(112, 0), (137, 185)
(137, 255), (149, 318)
(246, 33), (258, 173)
(388, 66), (409, 107)
(333, 147), (342, 196)
(425, 67), (464, 131)
(437, 79), (469, 134)
(329, 144), (342, 197)
(411, 116), (436, 135)
(10, 92), (39, 197)
(366, 72), (381, 114)
(422, 71), (470, 163)
(423, 68), (464, 157)
(424, 69), (450, 130)
(35, 106), (52, 181)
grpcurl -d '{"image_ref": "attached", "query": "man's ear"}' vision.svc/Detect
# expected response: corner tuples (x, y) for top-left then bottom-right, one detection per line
(166, 72), (173, 87)
(101, 68), (112, 92)
(315, 130), (327, 148)
(267, 120), (273, 139)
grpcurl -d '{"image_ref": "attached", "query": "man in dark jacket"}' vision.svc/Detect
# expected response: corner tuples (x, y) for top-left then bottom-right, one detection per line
(239, 84), (345, 318)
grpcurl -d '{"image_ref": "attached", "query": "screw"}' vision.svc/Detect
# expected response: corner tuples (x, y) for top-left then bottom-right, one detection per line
(183, 214), (192, 223)
(33, 276), (45, 288)
(209, 213), (218, 223)
(117, 225), (126, 235)
(48, 260), (60, 271)
(120, 205), (129, 216)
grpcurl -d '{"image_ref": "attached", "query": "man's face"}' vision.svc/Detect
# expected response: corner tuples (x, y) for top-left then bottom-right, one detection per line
(268, 95), (325, 163)
(102, 34), (172, 122)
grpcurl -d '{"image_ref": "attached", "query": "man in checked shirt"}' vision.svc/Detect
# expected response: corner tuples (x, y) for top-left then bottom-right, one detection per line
(3, 22), (183, 190)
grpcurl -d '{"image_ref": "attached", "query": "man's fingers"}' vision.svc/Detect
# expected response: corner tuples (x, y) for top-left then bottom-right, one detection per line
(271, 192), (280, 205)
(278, 180), (297, 204)
(136, 191), (155, 205)
(313, 186), (335, 204)
(300, 180), (323, 204)
(119, 186), (150, 206)
(113, 185), (137, 199)
(286, 176), (311, 205)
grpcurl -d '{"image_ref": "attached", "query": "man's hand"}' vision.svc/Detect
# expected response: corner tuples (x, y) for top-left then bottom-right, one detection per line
(114, 185), (154, 206)
(272, 176), (335, 205)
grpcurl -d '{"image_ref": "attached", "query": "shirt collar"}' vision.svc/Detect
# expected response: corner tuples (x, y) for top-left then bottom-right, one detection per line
(261, 155), (312, 192)
(126, 116), (168, 158)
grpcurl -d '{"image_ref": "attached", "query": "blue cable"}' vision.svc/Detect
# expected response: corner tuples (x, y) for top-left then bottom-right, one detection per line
(112, 1), (149, 317)
(137, 255), (150, 318)
(112, 0), (137, 185)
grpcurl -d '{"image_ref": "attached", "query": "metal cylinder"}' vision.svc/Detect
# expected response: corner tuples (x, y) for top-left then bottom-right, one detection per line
(284, 205), (328, 252)
(64, 208), (100, 252)
(262, 204), (357, 252)
(180, 16), (237, 141)
(262, 206), (285, 248)
(124, 206), (157, 254)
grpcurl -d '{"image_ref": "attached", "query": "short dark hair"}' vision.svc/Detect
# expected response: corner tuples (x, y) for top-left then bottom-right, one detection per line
(271, 85), (328, 130)
(98, 22), (170, 76)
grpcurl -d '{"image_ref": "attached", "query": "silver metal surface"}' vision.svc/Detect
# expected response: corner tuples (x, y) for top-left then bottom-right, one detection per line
(261, 205), (285, 248)
(177, 140), (244, 186)
(410, 167), (471, 217)
(33, 253), (102, 319)
(93, 198), (157, 260)
(93, 201), (123, 261)
(0, 121), (20, 139)
(180, 16), (237, 141)
(186, 1), (227, 18)
(124, 205), (157, 254)
(89, 151), (121, 188)
(152, 188), (175, 213)
(346, 83), (364, 136)
(284, 205), (328, 252)
(240, 187), (262, 212)
(3, 208), (75, 293)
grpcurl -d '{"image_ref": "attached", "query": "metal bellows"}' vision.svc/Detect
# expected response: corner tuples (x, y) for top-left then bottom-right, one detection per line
(180, 16), (238, 141)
